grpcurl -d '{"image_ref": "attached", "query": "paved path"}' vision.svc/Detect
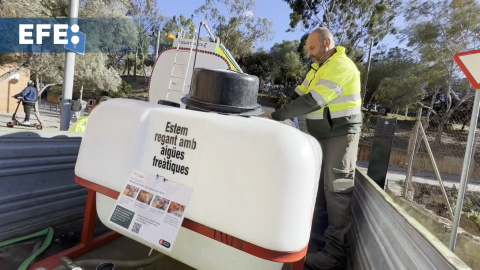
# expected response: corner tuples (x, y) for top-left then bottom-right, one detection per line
(0, 100), (83, 132)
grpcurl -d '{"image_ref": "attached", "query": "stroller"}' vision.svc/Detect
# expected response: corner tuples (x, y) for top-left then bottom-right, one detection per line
(6, 98), (43, 130)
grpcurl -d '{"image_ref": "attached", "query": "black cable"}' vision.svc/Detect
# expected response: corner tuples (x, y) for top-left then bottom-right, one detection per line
(189, 23), (202, 93)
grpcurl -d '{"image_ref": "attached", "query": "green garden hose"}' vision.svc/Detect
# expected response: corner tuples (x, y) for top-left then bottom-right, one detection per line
(0, 227), (54, 270)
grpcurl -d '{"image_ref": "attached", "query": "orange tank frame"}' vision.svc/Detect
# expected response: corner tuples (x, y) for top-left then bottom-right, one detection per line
(29, 176), (307, 270)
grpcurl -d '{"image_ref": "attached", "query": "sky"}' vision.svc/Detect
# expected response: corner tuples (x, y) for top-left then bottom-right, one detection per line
(158, 0), (405, 52)
(158, 0), (308, 50)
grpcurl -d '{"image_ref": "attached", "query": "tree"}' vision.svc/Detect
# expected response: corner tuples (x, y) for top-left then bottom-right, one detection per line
(0, 0), (65, 83)
(267, 40), (308, 102)
(24, 51), (120, 125)
(126, 0), (163, 79)
(0, 0), (128, 95)
(194, 0), (274, 59)
(30, 53), (64, 85)
(366, 47), (419, 108)
(374, 73), (425, 112)
(370, 49), (426, 112)
(282, 51), (307, 85)
(128, 0), (163, 34)
(269, 40), (308, 88)
(0, 0), (137, 82)
(156, 15), (197, 53)
(74, 53), (122, 100)
(283, 0), (401, 62)
(79, 2), (138, 56)
(237, 51), (273, 85)
(403, 0), (480, 146)
(29, 52), (121, 99)
(162, 15), (196, 39)
(0, 0), (67, 17)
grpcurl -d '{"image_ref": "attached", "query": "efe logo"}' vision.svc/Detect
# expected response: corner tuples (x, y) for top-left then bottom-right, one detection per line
(19, 24), (81, 45)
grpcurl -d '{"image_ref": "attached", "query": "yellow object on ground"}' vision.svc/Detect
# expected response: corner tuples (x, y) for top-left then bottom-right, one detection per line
(68, 116), (88, 132)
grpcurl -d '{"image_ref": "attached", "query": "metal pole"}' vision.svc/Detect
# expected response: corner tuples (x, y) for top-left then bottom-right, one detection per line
(404, 108), (422, 198)
(418, 122), (454, 220)
(60, 0), (79, 131)
(155, 29), (160, 60)
(200, 21), (217, 42)
(449, 90), (480, 251)
(468, 131), (479, 178)
(361, 37), (374, 100)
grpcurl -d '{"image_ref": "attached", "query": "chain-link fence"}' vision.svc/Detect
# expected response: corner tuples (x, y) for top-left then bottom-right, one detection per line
(298, 107), (479, 234)
(358, 109), (480, 268)
(360, 112), (376, 143)
(397, 108), (480, 241)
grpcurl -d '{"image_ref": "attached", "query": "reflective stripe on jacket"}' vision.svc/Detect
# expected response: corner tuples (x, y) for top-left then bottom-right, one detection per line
(296, 46), (361, 120)
(271, 46), (362, 138)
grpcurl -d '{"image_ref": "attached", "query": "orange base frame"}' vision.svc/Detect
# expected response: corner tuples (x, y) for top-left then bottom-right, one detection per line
(29, 176), (306, 270)
(29, 189), (121, 270)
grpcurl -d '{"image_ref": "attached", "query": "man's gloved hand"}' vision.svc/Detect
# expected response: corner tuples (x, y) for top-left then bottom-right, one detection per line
(280, 119), (297, 128)
(259, 112), (272, 119)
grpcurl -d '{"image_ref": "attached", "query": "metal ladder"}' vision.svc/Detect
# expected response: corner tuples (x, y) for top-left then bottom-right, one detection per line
(165, 29), (197, 102)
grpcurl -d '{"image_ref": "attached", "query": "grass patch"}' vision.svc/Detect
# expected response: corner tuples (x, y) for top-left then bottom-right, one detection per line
(386, 113), (416, 121)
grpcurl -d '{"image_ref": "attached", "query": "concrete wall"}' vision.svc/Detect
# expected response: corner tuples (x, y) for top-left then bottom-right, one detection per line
(358, 143), (480, 178)
(386, 183), (480, 269)
(350, 169), (471, 269)
(0, 64), (30, 113)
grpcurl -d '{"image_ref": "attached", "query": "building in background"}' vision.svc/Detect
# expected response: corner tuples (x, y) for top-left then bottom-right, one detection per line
(0, 64), (31, 113)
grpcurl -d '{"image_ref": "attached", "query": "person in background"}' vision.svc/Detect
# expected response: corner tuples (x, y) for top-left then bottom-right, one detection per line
(68, 97), (111, 132)
(13, 80), (38, 125)
(261, 27), (362, 270)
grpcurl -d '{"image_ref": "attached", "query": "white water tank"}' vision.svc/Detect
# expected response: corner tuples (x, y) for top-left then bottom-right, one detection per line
(75, 99), (322, 270)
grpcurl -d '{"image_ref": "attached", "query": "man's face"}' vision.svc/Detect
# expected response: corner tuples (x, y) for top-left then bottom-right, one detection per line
(306, 34), (328, 64)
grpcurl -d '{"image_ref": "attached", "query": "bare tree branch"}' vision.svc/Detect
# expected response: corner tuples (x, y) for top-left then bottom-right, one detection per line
(38, 83), (59, 96)
(305, 0), (323, 28)
(0, 62), (29, 83)
(416, 101), (438, 115)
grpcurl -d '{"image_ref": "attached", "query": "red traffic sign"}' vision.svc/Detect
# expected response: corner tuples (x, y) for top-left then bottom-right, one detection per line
(454, 49), (480, 89)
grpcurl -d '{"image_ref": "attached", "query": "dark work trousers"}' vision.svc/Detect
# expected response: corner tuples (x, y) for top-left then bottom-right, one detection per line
(23, 102), (34, 122)
(308, 133), (359, 258)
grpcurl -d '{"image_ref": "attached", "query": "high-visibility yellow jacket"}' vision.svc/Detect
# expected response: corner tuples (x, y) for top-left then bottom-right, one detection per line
(272, 46), (362, 138)
(68, 116), (88, 132)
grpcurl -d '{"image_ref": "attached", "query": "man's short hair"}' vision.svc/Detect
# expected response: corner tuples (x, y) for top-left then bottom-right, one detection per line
(312, 27), (334, 42)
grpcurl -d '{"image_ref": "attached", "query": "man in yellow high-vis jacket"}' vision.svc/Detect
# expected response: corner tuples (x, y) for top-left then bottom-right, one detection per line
(262, 27), (362, 270)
